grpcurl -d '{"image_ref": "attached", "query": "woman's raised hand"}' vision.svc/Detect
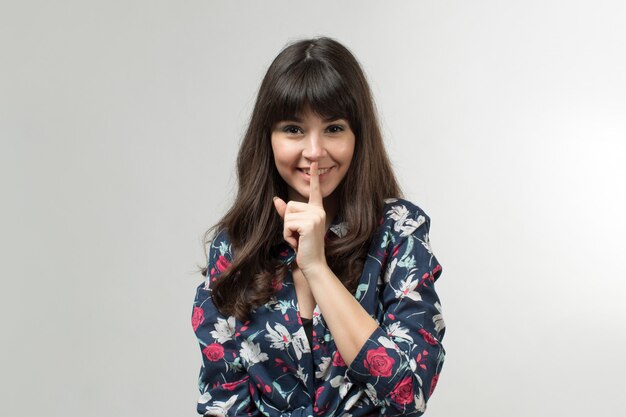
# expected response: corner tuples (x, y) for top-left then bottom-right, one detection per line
(273, 161), (328, 275)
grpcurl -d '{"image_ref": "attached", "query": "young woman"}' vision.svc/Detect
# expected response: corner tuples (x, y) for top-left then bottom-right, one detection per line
(191, 37), (445, 417)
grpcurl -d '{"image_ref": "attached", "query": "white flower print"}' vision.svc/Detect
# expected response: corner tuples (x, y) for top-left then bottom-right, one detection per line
(383, 257), (398, 284)
(387, 205), (426, 237)
(386, 322), (414, 343)
(265, 296), (279, 309)
(239, 339), (268, 365)
(217, 240), (230, 258)
(296, 364), (308, 385)
(198, 391), (212, 404)
(316, 356), (332, 380)
(292, 326), (311, 360)
(312, 309), (322, 327)
(377, 336), (400, 353)
(363, 383), (379, 404)
(210, 316), (236, 344)
(265, 322), (310, 360)
(433, 301), (445, 333)
(420, 232), (433, 255)
(330, 221), (349, 238)
(414, 388), (426, 413)
(344, 390), (363, 411)
(274, 299), (296, 315)
(394, 273), (422, 302)
(330, 374), (353, 399)
(265, 322), (291, 349)
(204, 394), (238, 417)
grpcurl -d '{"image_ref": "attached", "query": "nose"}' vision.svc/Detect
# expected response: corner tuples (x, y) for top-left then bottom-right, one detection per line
(302, 131), (327, 161)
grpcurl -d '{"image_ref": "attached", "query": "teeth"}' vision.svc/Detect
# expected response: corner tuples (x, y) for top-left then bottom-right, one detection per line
(304, 168), (330, 175)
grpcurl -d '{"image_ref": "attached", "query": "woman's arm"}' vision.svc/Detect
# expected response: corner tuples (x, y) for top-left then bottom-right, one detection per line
(304, 209), (445, 416)
(192, 230), (260, 417)
(273, 167), (445, 414)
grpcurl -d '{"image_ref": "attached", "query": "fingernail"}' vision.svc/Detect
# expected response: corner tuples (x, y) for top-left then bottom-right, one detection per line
(272, 196), (278, 202)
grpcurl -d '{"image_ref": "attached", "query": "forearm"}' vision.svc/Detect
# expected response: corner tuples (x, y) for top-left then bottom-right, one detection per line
(303, 263), (379, 367)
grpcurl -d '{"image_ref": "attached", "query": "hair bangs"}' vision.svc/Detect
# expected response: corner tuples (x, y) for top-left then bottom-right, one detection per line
(267, 61), (357, 128)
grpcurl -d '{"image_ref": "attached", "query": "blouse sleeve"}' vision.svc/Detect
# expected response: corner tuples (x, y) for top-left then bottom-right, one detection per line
(191, 229), (260, 416)
(346, 209), (445, 416)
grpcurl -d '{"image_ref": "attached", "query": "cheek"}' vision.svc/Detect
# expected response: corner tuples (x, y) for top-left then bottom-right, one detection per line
(273, 152), (294, 171)
(271, 145), (299, 177)
(340, 139), (356, 164)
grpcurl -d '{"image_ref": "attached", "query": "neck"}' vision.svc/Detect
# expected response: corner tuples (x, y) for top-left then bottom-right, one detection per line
(324, 198), (338, 231)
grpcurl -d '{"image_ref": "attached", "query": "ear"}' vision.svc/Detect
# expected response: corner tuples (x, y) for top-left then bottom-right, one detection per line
(273, 196), (287, 219)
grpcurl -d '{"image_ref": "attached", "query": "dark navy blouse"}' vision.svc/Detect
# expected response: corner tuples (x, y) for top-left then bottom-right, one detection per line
(191, 198), (445, 416)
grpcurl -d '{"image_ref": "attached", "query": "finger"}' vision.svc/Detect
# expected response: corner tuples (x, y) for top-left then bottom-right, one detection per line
(282, 225), (299, 250)
(282, 200), (312, 213)
(273, 196), (287, 219)
(308, 160), (323, 208)
(284, 234), (298, 251)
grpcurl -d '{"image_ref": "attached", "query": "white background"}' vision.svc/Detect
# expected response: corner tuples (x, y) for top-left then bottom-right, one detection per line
(2, 1), (625, 416)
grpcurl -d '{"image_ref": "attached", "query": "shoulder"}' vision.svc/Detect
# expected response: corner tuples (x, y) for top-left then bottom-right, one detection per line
(381, 197), (432, 239)
(199, 227), (234, 291)
(194, 228), (233, 318)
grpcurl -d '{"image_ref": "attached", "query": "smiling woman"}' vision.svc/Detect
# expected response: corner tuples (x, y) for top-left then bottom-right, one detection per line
(271, 111), (355, 215)
(192, 37), (446, 417)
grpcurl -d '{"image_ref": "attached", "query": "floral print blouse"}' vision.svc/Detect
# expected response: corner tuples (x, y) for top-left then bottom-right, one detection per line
(191, 198), (445, 416)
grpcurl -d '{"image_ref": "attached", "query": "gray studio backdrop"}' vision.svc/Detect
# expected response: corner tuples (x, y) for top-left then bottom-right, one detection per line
(2, 1), (625, 416)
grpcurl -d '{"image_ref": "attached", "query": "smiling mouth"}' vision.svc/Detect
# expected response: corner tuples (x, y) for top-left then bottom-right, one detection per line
(298, 167), (332, 175)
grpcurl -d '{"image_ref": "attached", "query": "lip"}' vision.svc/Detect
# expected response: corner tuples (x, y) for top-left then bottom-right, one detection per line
(297, 166), (334, 180)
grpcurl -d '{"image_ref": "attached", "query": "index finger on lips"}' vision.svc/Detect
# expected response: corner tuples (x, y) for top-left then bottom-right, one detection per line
(308, 161), (323, 208)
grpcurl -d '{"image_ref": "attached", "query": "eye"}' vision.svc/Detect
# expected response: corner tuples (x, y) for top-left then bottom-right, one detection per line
(282, 125), (303, 135)
(327, 124), (345, 133)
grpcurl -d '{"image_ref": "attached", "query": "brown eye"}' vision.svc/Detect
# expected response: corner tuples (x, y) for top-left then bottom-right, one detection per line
(327, 125), (345, 133)
(283, 125), (302, 135)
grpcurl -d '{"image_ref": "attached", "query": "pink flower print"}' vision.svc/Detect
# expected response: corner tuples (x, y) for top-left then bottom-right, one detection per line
(390, 376), (414, 405)
(202, 343), (225, 362)
(191, 306), (204, 332)
(364, 346), (395, 377)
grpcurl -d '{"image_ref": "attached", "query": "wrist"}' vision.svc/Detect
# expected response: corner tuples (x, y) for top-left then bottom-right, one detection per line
(300, 261), (331, 281)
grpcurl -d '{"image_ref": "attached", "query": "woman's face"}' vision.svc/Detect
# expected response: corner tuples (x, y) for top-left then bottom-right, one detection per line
(271, 109), (356, 204)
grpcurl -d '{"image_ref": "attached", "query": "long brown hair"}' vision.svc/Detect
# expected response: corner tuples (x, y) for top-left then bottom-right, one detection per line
(200, 37), (403, 321)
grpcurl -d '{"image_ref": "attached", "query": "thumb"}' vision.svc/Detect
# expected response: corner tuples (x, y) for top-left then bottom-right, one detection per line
(273, 196), (286, 219)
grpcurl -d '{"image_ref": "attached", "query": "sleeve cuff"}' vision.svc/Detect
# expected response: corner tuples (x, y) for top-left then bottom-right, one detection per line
(346, 326), (408, 398)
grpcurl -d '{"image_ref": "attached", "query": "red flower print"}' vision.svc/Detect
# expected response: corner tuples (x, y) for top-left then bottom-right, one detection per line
(202, 343), (225, 362)
(221, 376), (249, 391)
(416, 350), (428, 370)
(421, 271), (434, 286)
(390, 376), (414, 405)
(418, 329), (439, 346)
(363, 346), (395, 377)
(315, 386), (325, 402)
(216, 255), (231, 273)
(271, 277), (283, 292)
(191, 306), (204, 332)
(332, 351), (346, 367)
(429, 373), (440, 396)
